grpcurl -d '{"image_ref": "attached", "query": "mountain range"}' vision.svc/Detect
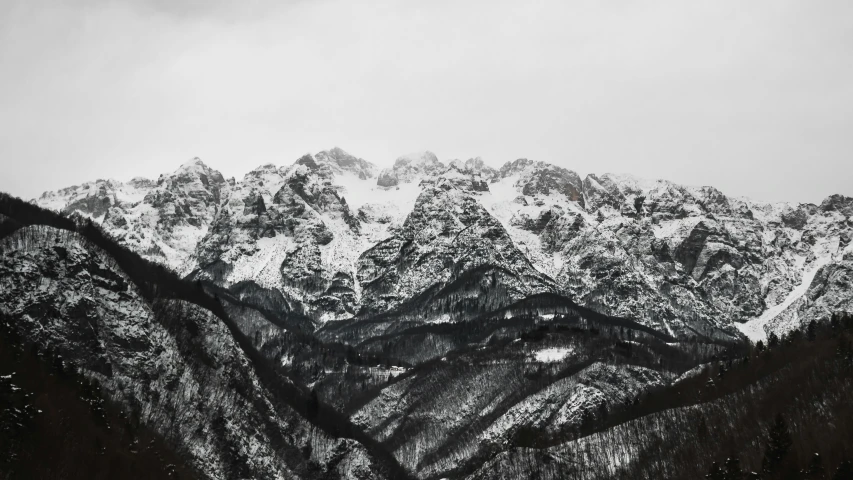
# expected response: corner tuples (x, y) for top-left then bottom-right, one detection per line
(34, 147), (853, 341)
(1, 147), (852, 479)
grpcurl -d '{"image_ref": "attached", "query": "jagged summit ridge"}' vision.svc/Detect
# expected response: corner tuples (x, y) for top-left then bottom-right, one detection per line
(33, 148), (853, 339)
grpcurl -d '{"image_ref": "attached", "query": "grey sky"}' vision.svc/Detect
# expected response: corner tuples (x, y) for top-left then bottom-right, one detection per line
(1, 0), (851, 203)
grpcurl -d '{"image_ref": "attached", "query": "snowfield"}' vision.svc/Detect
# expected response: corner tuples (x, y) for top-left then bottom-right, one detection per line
(534, 346), (574, 362)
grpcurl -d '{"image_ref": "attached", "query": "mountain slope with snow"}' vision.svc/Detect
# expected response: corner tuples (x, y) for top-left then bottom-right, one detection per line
(33, 149), (853, 340)
(0, 224), (397, 480)
(9, 150), (853, 479)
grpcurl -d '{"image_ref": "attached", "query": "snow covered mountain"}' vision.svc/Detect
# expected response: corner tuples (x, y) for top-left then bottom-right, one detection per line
(7, 150), (853, 479)
(37, 158), (228, 272)
(35, 148), (853, 341)
(0, 223), (402, 479)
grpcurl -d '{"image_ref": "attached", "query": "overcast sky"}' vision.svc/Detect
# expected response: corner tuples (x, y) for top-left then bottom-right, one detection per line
(1, 0), (851, 203)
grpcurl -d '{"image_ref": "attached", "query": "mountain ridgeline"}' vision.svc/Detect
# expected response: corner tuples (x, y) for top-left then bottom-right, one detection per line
(1, 147), (852, 479)
(32, 148), (853, 341)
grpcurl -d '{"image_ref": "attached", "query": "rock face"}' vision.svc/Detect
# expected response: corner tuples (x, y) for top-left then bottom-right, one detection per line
(36, 158), (227, 272)
(14, 150), (853, 480)
(35, 150), (853, 339)
(350, 351), (664, 478)
(357, 184), (555, 317)
(375, 151), (445, 187)
(0, 225), (390, 480)
(499, 159), (585, 206)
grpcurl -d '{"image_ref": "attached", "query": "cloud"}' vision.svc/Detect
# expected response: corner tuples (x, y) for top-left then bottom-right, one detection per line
(0, 0), (851, 202)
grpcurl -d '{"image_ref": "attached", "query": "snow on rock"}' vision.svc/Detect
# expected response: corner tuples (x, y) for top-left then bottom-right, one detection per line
(737, 253), (833, 341)
(35, 158), (228, 273)
(33, 150), (853, 337)
(480, 363), (663, 444)
(0, 225), (390, 480)
(533, 347), (574, 362)
(376, 151), (444, 187)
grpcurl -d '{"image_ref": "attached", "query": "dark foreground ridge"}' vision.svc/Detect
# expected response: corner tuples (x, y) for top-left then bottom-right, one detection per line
(0, 192), (413, 480)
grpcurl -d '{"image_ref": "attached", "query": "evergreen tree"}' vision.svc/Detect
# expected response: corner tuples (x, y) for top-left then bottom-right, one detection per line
(838, 338), (852, 361)
(706, 461), (725, 480)
(697, 415), (709, 440)
(807, 320), (818, 341)
(787, 328), (804, 345)
(768, 332), (780, 348)
(597, 401), (608, 421)
(832, 460), (853, 480)
(762, 413), (793, 473)
(723, 453), (743, 480)
(306, 388), (319, 420)
(803, 453), (826, 479)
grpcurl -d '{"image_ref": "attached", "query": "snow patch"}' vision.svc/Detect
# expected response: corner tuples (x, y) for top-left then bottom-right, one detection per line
(737, 253), (834, 341)
(533, 347), (573, 362)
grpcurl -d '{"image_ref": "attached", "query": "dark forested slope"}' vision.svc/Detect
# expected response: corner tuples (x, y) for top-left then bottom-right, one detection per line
(0, 192), (410, 480)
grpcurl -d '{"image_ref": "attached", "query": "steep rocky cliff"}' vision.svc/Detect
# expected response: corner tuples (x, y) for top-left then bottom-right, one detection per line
(35, 149), (853, 340)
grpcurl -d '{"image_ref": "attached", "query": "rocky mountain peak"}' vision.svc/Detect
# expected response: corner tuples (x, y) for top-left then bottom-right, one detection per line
(248, 163), (280, 175)
(498, 158), (537, 176)
(128, 177), (155, 189)
(377, 151), (445, 187)
(31, 149), (853, 343)
(293, 153), (319, 171)
(35, 179), (124, 219)
(315, 147), (377, 180)
(179, 156), (206, 168)
(582, 173), (625, 212)
(159, 157), (226, 190)
(430, 164), (491, 192)
(393, 150), (440, 169)
(820, 194), (853, 216)
(497, 159), (584, 206)
(449, 157), (498, 179)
